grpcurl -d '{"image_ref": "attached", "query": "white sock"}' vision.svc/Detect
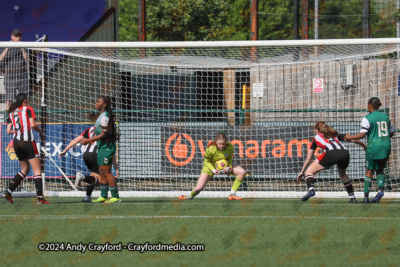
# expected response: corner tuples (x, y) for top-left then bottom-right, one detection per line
(229, 190), (236, 195)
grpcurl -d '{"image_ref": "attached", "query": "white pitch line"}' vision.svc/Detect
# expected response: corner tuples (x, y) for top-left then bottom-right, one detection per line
(0, 215), (399, 220)
(6, 204), (400, 209)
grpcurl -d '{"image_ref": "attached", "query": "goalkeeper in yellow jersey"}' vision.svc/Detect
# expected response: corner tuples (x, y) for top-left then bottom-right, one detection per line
(179, 131), (246, 200)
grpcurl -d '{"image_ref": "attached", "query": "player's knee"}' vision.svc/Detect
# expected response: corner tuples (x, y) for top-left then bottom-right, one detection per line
(21, 168), (29, 175)
(305, 171), (314, 177)
(366, 169), (374, 177)
(340, 175), (350, 183)
(376, 170), (384, 175)
(99, 168), (108, 176)
(235, 169), (246, 178)
(338, 168), (347, 178)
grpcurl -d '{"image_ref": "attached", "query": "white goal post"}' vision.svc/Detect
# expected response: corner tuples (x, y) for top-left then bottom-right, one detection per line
(1, 38), (400, 198)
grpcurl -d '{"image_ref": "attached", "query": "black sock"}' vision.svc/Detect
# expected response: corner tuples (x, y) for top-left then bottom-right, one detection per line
(34, 176), (43, 197)
(305, 175), (315, 190)
(378, 186), (384, 191)
(86, 185), (95, 196)
(83, 175), (96, 185)
(364, 192), (369, 198)
(8, 172), (26, 193)
(343, 180), (354, 197)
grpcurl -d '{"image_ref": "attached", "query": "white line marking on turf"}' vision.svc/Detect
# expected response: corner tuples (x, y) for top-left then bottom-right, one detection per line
(0, 215), (399, 220)
(6, 204), (400, 208)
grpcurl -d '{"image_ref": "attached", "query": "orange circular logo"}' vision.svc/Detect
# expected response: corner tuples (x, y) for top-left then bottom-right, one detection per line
(6, 140), (18, 160)
(165, 133), (195, 166)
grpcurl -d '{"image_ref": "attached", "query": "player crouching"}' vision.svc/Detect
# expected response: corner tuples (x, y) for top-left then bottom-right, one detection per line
(179, 131), (246, 200)
(297, 122), (365, 203)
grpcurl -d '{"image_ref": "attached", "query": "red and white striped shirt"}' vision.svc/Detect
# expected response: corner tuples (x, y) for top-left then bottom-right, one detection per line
(8, 106), (36, 141)
(80, 126), (97, 153)
(310, 132), (347, 152)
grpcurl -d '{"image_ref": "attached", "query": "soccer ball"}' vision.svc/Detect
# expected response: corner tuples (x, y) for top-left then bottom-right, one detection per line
(215, 159), (228, 171)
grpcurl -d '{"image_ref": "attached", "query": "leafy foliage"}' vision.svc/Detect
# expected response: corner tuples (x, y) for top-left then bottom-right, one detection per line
(118, 0), (397, 41)
(119, 0), (139, 41)
(129, 0), (229, 41)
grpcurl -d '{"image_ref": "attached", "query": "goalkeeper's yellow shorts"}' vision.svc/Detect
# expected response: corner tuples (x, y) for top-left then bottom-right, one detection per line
(201, 166), (213, 177)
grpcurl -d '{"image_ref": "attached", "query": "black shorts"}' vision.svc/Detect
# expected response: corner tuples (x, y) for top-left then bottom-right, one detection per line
(317, 150), (350, 170)
(83, 151), (100, 174)
(13, 139), (39, 161)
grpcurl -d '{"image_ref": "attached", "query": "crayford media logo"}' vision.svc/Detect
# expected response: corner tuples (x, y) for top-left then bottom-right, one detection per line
(6, 140), (18, 160)
(165, 133), (196, 166)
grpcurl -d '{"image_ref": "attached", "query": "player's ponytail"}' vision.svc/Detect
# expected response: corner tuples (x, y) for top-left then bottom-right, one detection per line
(102, 96), (118, 143)
(86, 112), (99, 122)
(207, 131), (227, 148)
(316, 121), (338, 139)
(8, 93), (28, 113)
(368, 97), (382, 110)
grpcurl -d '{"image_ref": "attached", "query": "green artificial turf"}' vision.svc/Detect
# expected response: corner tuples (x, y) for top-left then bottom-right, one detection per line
(0, 197), (399, 266)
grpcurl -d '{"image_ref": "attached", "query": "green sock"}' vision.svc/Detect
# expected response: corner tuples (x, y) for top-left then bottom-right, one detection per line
(377, 174), (385, 189)
(364, 176), (372, 194)
(100, 184), (109, 198)
(190, 190), (199, 199)
(110, 186), (119, 198)
(231, 177), (243, 192)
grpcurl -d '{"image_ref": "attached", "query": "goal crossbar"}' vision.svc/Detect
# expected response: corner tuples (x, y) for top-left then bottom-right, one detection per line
(1, 39), (399, 199)
(1, 38), (400, 48)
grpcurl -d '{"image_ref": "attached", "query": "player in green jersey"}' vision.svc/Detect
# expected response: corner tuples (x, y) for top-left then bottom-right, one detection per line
(81, 96), (120, 204)
(345, 97), (394, 203)
(179, 131), (247, 200)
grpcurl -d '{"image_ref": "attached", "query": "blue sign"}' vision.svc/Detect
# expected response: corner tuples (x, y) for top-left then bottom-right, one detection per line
(0, 0), (105, 42)
(398, 74), (400, 96)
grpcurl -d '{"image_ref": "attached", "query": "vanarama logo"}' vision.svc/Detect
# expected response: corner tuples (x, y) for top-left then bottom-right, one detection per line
(165, 133), (196, 166)
(163, 129), (321, 167)
(6, 141), (18, 160)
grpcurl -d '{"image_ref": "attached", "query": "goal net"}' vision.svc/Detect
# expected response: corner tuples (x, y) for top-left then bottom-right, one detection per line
(1, 39), (399, 198)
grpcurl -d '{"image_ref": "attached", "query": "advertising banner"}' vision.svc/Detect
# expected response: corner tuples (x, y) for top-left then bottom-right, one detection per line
(1, 123), (116, 178)
(161, 126), (316, 174)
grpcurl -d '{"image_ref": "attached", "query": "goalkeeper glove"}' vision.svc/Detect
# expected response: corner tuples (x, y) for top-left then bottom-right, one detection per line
(212, 169), (221, 175)
(224, 166), (232, 174)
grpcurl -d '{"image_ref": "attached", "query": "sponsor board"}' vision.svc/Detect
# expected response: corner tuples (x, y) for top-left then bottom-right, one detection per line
(1, 123), (116, 178)
(161, 126), (315, 174)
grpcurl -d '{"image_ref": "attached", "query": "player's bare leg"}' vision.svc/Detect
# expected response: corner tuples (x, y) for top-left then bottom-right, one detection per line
(338, 168), (356, 203)
(29, 158), (50, 204)
(301, 161), (324, 201)
(80, 172), (101, 202)
(4, 160), (29, 204)
(180, 173), (211, 200)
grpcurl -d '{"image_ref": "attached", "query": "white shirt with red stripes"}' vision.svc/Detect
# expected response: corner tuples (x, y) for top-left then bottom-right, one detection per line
(8, 105), (36, 141)
(310, 132), (347, 152)
(80, 126), (97, 153)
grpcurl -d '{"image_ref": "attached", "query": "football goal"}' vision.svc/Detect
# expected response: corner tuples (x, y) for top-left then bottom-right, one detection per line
(1, 39), (399, 198)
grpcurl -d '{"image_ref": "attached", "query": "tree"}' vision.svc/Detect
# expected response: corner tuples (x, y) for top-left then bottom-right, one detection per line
(217, 0), (250, 40)
(119, 0), (139, 41)
(258, 0), (294, 40)
(118, 0), (397, 42)
(141, 0), (229, 41)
